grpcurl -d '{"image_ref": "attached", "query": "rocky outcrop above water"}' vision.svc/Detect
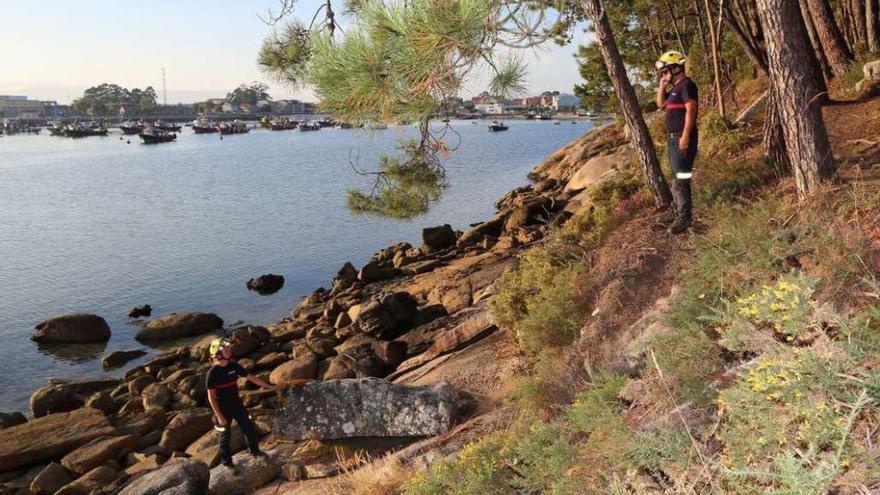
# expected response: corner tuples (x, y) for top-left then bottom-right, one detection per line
(208, 452), (280, 495)
(135, 312), (224, 341)
(117, 458), (209, 495)
(0, 408), (115, 472)
(274, 378), (467, 440)
(128, 304), (153, 318)
(247, 274), (285, 294)
(30, 378), (119, 417)
(32, 314), (111, 344)
(102, 349), (148, 370)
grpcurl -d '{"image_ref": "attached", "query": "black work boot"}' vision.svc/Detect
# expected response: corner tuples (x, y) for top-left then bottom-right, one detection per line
(657, 206), (677, 225)
(668, 179), (692, 235)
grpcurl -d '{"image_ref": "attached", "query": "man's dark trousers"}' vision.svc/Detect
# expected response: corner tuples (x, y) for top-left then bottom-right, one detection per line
(218, 402), (261, 464)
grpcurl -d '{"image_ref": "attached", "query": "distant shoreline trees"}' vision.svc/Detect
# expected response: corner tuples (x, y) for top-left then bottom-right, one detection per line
(72, 84), (157, 117)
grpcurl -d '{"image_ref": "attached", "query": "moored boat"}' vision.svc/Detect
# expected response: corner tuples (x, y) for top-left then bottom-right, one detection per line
(119, 120), (144, 135)
(217, 120), (249, 135)
(269, 118), (298, 131)
(488, 120), (508, 132)
(63, 123), (109, 138)
(192, 118), (218, 134)
(139, 127), (177, 144)
(153, 120), (182, 132)
(298, 121), (320, 132)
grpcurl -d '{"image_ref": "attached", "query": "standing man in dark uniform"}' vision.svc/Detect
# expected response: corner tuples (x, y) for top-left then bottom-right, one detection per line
(655, 50), (699, 234)
(206, 337), (277, 468)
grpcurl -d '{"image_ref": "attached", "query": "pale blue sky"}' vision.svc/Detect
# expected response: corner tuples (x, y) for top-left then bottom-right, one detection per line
(0, 1), (587, 104)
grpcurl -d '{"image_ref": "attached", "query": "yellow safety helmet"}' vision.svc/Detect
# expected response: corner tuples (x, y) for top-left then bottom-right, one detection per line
(655, 51), (687, 71)
(209, 337), (231, 359)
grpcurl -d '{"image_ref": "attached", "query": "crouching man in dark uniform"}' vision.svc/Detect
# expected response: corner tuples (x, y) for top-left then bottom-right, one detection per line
(655, 50), (699, 234)
(206, 337), (278, 468)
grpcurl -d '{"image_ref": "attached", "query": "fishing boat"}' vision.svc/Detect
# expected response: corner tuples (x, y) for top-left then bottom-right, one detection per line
(64, 123), (109, 138)
(488, 121), (508, 132)
(47, 123), (66, 136)
(299, 121), (320, 132)
(217, 120), (250, 135)
(139, 127), (177, 144)
(316, 118), (335, 128)
(192, 118), (218, 134)
(269, 118), (298, 131)
(119, 120), (144, 135)
(153, 120), (182, 132)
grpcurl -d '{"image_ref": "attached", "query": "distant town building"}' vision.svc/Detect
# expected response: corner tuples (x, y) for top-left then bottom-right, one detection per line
(221, 102), (236, 113)
(471, 91), (494, 106)
(0, 95), (57, 118)
(552, 93), (579, 112)
(476, 102), (505, 114)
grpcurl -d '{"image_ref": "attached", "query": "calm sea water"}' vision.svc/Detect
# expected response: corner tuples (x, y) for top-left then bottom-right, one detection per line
(0, 120), (591, 413)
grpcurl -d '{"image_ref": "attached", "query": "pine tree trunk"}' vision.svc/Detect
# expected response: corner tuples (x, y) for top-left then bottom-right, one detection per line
(806, 0), (854, 78)
(705, 0), (727, 117)
(763, 86), (790, 176)
(868, 0), (880, 53)
(756, 0), (835, 200)
(852, 0), (867, 49)
(583, 0), (673, 208)
(800, 0), (834, 89)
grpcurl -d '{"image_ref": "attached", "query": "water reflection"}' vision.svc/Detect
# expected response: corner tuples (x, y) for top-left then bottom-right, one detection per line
(35, 341), (108, 363)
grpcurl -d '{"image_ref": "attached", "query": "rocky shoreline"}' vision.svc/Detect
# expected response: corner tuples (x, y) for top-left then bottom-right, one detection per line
(0, 122), (630, 494)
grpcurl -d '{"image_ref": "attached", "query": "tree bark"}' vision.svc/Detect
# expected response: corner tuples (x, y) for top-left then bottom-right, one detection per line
(868, 0), (880, 53)
(800, 0), (834, 88)
(756, 0), (835, 200)
(583, 0), (673, 207)
(763, 86), (790, 177)
(806, 0), (854, 78)
(705, 0), (727, 117)
(851, 0), (867, 49)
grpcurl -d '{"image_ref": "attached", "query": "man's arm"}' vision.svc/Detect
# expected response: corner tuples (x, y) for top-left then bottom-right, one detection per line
(656, 72), (672, 109)
(679, 99), (699, 152)
(207, 389), (226, 426)
(246, 374), (278, 390)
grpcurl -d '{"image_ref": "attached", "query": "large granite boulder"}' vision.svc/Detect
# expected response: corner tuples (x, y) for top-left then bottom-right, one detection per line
(457, 216), (504, 246)
(0, 411), (26, 430)
(503, 196), (554, 232)
(563, 146), (630, 193)
(30, 462), (74, 495)
(136, 312), (223, 341)
(274, 378), (466, 440)
(117, 458), (210, 495)
(208, 451), (280, 495)
(355, 291), (418, 337)
(0, 408), (115, 472)
(32, 314), (111, 343)
(422, 224), (456, 252)
(159, 408), (214, 454)
(60, 434), (135, 474)
(55, 466), (117, 495)
(186, 428), (246, 468)
(269, 354), (319, 385)
(247, 274), (285, 294)
(142, 383), (173, 410)
(30, 378), (120, 417)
